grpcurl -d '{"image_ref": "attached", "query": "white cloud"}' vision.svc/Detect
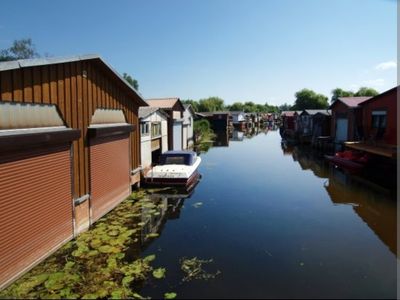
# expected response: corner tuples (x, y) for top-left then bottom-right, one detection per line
(375, 61), (397, 71)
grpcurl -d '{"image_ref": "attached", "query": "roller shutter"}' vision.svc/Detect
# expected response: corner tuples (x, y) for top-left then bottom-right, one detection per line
(89, 134), (130, 222)
(0, 145), (74, 288)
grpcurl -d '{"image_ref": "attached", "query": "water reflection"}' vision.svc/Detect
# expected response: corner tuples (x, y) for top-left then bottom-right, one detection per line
(281, 143), (397, 256)
(139, 127), (396, 298)
(213, 130), (229, 147)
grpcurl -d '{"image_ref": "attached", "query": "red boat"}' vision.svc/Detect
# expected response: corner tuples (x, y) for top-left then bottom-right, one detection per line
(325, 150), (369, 173)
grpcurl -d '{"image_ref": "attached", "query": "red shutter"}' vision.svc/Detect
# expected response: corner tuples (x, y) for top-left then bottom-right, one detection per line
(89, 135), (130, 222)
(0, 145), (73, 289)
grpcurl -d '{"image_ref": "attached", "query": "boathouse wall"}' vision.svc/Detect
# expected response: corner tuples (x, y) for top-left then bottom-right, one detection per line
(360, 87), (397, 146)
(0, 55), (146, 289)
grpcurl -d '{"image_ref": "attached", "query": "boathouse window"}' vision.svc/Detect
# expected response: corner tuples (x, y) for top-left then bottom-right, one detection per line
(140, 122), (149, 135)
(151, 122), (161, 137)
(371, 110), (387, 129)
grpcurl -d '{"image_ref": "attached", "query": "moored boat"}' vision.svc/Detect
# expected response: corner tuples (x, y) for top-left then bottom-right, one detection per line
(144, 150), (202, 189)
(325, 150), (369, 173)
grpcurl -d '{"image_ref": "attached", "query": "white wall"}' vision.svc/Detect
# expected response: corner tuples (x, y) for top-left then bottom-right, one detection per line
(232, 113), (245, 123)
(140, 111), (168, 169)
(183, 107), (194, 148)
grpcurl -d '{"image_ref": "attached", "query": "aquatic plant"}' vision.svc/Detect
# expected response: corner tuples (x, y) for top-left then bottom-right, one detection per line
(180, 257), (221, 282)
(0, 189), (167, 299)
(164, 292), (177, 299)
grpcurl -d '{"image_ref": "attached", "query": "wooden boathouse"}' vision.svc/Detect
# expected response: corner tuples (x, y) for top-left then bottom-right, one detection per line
(0, 54), (147, 289)
(146, 98), (185, 150)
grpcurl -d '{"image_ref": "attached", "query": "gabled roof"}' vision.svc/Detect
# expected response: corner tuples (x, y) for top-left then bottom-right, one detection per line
(146, 97), (185, 111)
(330, 97), (371, 109)
(359, 86), (398, 106)
(183, 104), (196, 116)
(281, 111), (296, 117)
(301, 109), (331, 116)
(196, 111), (231, 117)
(229, 111), (245, 115)
(138, 107), (169, 119)
(0, 54), (148, 107)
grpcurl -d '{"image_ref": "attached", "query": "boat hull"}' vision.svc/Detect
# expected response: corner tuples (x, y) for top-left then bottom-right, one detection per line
(324, 155), (365, 173)
(144, 170), (201, 189)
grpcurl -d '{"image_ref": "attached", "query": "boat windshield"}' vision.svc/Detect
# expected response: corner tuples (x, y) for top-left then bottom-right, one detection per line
(164, 156), (187, 165)
(159, 152), (196, 166)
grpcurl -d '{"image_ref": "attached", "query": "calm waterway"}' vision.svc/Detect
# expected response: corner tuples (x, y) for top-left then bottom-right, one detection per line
(137, 128), (397, 299)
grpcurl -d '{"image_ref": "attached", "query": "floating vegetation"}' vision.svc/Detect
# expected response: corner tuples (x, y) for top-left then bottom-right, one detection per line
(0, 189), (169, 299)
(180, 257), (221, 282)
(146, 233), (160, 239)
(164, 292), (177, 299)
(152, 268), (166, 279)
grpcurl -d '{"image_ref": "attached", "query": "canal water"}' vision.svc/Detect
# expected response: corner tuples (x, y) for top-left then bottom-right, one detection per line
(137, 128), (397, 299)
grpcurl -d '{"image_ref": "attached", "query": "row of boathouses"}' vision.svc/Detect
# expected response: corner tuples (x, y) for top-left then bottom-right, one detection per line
(280, 86), (397, 158)
(0, 55), (195, 289)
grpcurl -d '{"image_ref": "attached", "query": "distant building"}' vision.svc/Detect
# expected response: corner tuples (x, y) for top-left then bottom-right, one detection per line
(195, 111), (232, 131)
(230, 111), (246, 130)
(146, 98), (185, 150)
(139, 107), (169, 172)
(298, 109), (331, 143)
(182, 104), (195, 149)
(329, 97), (371, 142)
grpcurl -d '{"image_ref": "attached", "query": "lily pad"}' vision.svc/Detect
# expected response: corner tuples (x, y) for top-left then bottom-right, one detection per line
(164, 292), (177, 299)
(98, 245), (120, 254)
(152, 268), (166, 279)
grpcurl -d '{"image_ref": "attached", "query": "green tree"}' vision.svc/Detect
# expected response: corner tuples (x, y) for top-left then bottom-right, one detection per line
(122, 73), (139, 90)
(292, 89), (329, 110)
(197, 97), (225, 112)
(331, 88), (354, 103)
(264, 102), (279, 113)
(0, 38), (39, 61)
(228, 102), (244, 112)
(354, 87), (379, 97)
(278, 103), (292, 111)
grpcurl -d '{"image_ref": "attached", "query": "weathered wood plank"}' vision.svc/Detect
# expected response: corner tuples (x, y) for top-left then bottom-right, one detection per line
(0, 70), (13, 101)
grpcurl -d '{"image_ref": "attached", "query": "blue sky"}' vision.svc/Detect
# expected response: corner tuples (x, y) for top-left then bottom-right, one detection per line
(0, 0), (396, 105)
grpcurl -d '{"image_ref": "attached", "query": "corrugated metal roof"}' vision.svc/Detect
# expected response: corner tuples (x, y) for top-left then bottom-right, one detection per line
(138, 107), (169, 119)
(302, 109), (331, 116)
(336, 97), (372, 108)
(0, 54), (148, 106)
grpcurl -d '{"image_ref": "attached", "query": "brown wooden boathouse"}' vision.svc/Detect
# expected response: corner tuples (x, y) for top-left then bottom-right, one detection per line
(0, 54), (147, 289)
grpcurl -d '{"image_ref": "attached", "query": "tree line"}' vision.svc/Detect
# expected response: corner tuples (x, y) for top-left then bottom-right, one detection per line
(182, 85), (379, 113)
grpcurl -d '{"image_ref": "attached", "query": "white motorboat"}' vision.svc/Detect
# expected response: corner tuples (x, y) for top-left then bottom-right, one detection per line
(144, 150), (201, 188)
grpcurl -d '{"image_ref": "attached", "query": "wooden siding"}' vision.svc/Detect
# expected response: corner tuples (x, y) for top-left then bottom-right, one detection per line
(0, 60), (141, 199)
(361, 88), (397, 145)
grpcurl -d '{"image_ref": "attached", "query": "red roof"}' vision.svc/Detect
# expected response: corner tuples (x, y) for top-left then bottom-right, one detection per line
(335, 97), (371, 108)
(281, 111), (296, 117)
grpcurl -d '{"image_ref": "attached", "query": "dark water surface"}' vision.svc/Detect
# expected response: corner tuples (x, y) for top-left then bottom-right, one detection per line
(137, 129), (397, 299)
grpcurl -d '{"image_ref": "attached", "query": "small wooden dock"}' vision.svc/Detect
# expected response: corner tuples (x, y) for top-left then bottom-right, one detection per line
(345, 141), (397, 158)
